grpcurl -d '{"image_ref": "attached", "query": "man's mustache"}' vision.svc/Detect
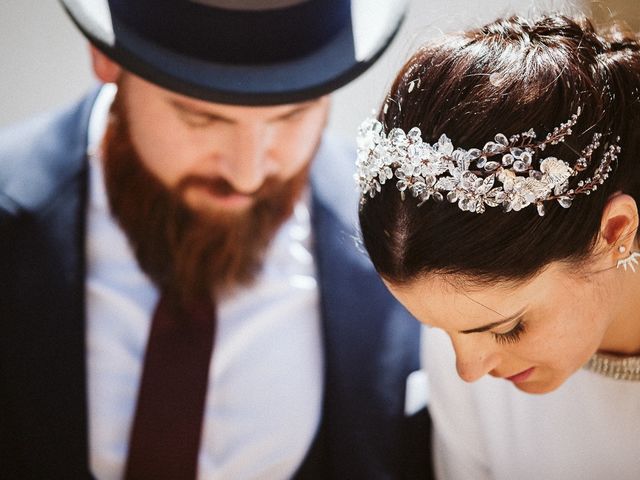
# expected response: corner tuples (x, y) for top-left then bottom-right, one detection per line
(175, 174), (282, 201)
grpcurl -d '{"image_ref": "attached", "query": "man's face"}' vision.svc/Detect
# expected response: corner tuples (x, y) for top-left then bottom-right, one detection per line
(117, 72), (330, 219)
(102, 71), (330, 302)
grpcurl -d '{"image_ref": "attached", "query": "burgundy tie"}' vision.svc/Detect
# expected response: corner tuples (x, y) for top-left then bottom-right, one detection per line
(124, 294), (216, 480)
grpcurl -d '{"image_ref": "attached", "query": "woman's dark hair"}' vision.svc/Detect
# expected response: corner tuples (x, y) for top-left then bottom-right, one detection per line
(359, 14), (640, 286)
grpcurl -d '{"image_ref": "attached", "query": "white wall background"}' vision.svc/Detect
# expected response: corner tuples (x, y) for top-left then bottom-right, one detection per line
(2, 0), (623, 138)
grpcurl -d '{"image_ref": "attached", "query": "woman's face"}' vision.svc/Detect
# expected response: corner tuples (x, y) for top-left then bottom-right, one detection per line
(386, 260), (636, 394)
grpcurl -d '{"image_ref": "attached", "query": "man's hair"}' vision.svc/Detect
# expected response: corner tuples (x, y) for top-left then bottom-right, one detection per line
(359, 14), (640, 285)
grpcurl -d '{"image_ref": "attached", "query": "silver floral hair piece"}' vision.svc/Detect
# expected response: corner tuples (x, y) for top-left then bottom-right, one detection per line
(355, 108), (620, 216)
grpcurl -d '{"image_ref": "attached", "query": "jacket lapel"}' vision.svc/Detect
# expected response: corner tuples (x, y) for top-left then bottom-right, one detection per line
(0, 93), (97, 477)
(309, 139), (421, 478)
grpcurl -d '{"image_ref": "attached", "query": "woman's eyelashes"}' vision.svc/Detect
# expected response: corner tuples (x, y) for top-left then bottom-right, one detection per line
(491, 319), (527, 345)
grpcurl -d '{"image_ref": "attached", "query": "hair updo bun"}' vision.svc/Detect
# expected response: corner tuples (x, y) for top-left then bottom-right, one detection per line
(359, 14), (640, 285)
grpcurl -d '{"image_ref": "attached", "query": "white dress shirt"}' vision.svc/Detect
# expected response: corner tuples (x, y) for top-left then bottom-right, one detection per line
(85, 85), (324, 479)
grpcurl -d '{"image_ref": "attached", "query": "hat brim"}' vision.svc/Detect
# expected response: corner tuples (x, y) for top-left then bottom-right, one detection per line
(60, 0), (407, 105)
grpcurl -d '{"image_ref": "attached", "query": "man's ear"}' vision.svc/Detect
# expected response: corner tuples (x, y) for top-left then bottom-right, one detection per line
(90, 46), (121, 83)
(599, 192), (639, 255)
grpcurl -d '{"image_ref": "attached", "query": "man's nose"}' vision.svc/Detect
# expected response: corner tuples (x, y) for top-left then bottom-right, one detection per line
(219, 125), (276, 194)
(450, 334), (500, 383)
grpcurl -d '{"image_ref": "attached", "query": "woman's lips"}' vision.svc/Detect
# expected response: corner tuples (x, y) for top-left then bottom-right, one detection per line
(506, 367), (535, 383)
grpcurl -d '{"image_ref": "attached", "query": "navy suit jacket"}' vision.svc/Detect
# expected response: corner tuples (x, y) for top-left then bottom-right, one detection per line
(0, 92), (431, 479)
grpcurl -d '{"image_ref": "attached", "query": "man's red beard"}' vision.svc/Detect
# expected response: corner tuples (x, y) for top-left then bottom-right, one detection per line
(101, 92), (311, 307)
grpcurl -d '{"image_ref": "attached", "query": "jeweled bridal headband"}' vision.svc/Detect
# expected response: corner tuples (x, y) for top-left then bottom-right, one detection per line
(355, 108), (621, 216)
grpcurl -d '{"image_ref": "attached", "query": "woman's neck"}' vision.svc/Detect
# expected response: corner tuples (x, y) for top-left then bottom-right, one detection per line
(599, 264), (640, 356)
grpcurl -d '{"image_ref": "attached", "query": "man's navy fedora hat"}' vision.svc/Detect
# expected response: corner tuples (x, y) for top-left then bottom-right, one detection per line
(60, 0), (408, 105)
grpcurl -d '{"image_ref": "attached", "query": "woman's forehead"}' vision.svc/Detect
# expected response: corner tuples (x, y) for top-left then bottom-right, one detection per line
(387, 265), (568, 329)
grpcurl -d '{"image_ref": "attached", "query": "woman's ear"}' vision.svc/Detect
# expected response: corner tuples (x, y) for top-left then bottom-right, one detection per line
(599, 193), (639, 255)
(90, 46), (121, 83)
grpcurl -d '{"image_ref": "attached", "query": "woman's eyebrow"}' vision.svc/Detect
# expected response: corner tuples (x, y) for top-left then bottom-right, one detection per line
(459, 309), (525, 334)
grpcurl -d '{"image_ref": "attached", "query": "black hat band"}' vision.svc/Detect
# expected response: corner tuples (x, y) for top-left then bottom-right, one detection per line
(109, 0), (351, 64)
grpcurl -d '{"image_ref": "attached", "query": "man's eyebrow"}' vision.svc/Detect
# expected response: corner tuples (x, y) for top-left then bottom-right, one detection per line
(273, 101), (315, 120)
(169, 99), (317, 124)
(459, 309), (526, 334)
(170, 100), (235, 124)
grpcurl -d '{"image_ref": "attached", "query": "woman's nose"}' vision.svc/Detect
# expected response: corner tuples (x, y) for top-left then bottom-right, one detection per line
(450, 334), (501, 383)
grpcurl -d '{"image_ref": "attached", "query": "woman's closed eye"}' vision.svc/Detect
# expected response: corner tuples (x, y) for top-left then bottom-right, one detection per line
(491, 319), (527, 345)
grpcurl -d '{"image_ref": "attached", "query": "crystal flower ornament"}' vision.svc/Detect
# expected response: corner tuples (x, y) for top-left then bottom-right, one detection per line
(355, 109), (620, 216)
